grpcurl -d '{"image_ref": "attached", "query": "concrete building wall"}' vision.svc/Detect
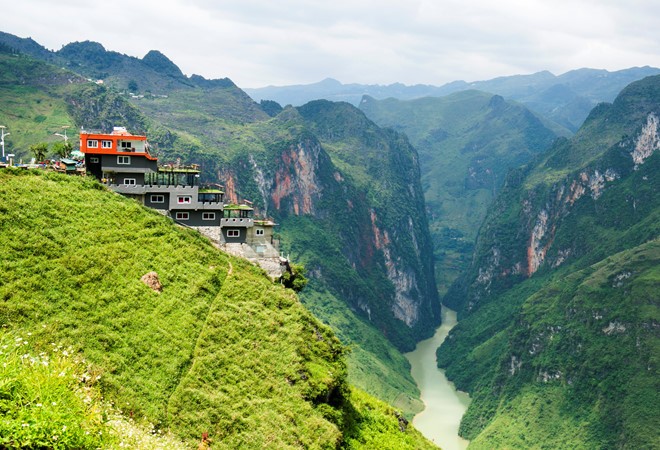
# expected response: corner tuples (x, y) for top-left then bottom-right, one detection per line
(144, 192), (170, 210)
(101, 154), (157, 172)
(171, 209), (222, 227)
(222, 227), (246, 244)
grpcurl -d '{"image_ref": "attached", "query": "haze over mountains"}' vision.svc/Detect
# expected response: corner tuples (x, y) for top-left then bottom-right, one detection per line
(0, 29), (658, 449)
(246, 67), (660, 132)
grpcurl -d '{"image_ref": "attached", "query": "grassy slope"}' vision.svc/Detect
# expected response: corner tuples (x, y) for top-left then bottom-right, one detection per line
(0, 54), (78, 157)
(0, 169), (434, 449)
(300, 285), (424, 416)
(465, 242), (659, 449)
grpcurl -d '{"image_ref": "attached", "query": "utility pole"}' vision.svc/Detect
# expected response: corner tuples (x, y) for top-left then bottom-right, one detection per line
(0, 126), (9, 161)
(54, 125), (70, 143)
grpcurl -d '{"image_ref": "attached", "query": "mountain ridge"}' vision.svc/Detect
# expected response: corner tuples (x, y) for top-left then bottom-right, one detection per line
(246, 66), (660, 132)
(360, 90), (559, 296)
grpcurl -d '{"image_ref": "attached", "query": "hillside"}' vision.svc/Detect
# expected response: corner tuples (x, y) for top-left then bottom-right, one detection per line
(0, 42), (437, 418)
(0, 169), (436, 449)
(360, 91), (558, 295)
(437, 75), (660, 447)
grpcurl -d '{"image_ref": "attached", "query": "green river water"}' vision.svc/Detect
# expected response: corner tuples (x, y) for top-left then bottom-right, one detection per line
(404, 306), (470, 449)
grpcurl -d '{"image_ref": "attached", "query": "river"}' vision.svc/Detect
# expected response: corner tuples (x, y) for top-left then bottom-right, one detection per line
(404, 306), (471, 449)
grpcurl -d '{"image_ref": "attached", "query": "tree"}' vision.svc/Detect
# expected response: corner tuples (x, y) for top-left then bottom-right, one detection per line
(280, 263), (308, 292)
(52, 141), (72, 159)
(128, 80), (138, 92)
(29, 142), (48, 162)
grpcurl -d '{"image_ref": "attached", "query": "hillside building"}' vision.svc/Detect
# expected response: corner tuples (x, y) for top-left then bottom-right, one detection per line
(80, 127), (226, 232)
(79, 127), (286, 278)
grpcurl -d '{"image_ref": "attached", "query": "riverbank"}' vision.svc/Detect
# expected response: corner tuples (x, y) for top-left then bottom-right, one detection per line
(404, 306), (470, 449)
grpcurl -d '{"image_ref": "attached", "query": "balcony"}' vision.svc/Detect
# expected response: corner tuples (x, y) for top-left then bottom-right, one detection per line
(221, 217), (254, 227)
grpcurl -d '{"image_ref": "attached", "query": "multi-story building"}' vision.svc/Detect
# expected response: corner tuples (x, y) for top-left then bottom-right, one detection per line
(80, 127), (286, 278)
(80, 126), (226, 236)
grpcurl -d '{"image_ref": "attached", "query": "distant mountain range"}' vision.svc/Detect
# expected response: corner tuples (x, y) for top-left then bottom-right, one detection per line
(246, 67), (660, 132)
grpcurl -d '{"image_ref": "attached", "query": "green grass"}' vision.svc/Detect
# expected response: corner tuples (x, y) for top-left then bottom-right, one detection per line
(0, 329), (187, 449)
(0, 168), (434, 448)
(300, 286), (424, 418)
(0, 331), (112, 449)
(343, 389), (437, 450)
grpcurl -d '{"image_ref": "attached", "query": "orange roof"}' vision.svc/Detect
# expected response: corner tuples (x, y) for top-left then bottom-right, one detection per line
(80, 128), (157, 160)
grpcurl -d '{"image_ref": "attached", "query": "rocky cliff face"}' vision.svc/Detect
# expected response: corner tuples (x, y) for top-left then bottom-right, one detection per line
(446, 76), (660, 314)
(360, 91), (559, 297)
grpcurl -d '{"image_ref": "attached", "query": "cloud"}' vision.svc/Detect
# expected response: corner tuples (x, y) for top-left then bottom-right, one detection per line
(2, 0), (659, 87)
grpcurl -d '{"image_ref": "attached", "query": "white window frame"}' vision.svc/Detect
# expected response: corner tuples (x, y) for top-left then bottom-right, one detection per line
(177, 195), (192, 204)
(87, 139), (98, 148)
(150, 194), (165, 203)
(90, 157), (99, 163)
(255, 229), (265, 236)
(202, 212), (216, 220)
(117, 155), (130, 165)
(175, 212), (189, 220)
(123, 178), (136, 185)
(101, 140), (112, 148)
(120, 141), (133, 149)
(226, 229), (240, 237)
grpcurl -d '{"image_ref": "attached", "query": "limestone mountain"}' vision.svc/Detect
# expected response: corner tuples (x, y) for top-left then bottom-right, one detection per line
(360, 91), (559, 295)
(438, 75), (660, 448)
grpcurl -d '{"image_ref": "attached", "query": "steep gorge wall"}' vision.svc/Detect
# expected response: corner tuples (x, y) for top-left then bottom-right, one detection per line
(438, 75), (660, 448)
(216, 104), (440, 349)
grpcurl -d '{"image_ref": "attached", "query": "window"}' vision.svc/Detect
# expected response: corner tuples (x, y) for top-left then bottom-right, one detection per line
(90, 157), (99, 163)
(150, 195), (165, 203)
(175, 212), (189, 220)
(226, 229), (240, 237)
(87, 140), (98, 148)
(117, 156), (130, 165)
(102, 140), (112, 148)
(202, 212), (216, 220)
(177, 195), (192, 204)
(120, 141), (134, 151)
(256, 229), (265, 236)
(123, 178), (136, 185)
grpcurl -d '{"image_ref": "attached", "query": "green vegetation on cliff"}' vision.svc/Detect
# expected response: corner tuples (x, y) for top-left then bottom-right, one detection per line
(0, 169), (434, 449)
(438, 75), (660, 448)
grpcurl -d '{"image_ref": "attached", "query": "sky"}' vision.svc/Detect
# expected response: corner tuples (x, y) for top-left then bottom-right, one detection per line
(3, 0), (660, 88)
